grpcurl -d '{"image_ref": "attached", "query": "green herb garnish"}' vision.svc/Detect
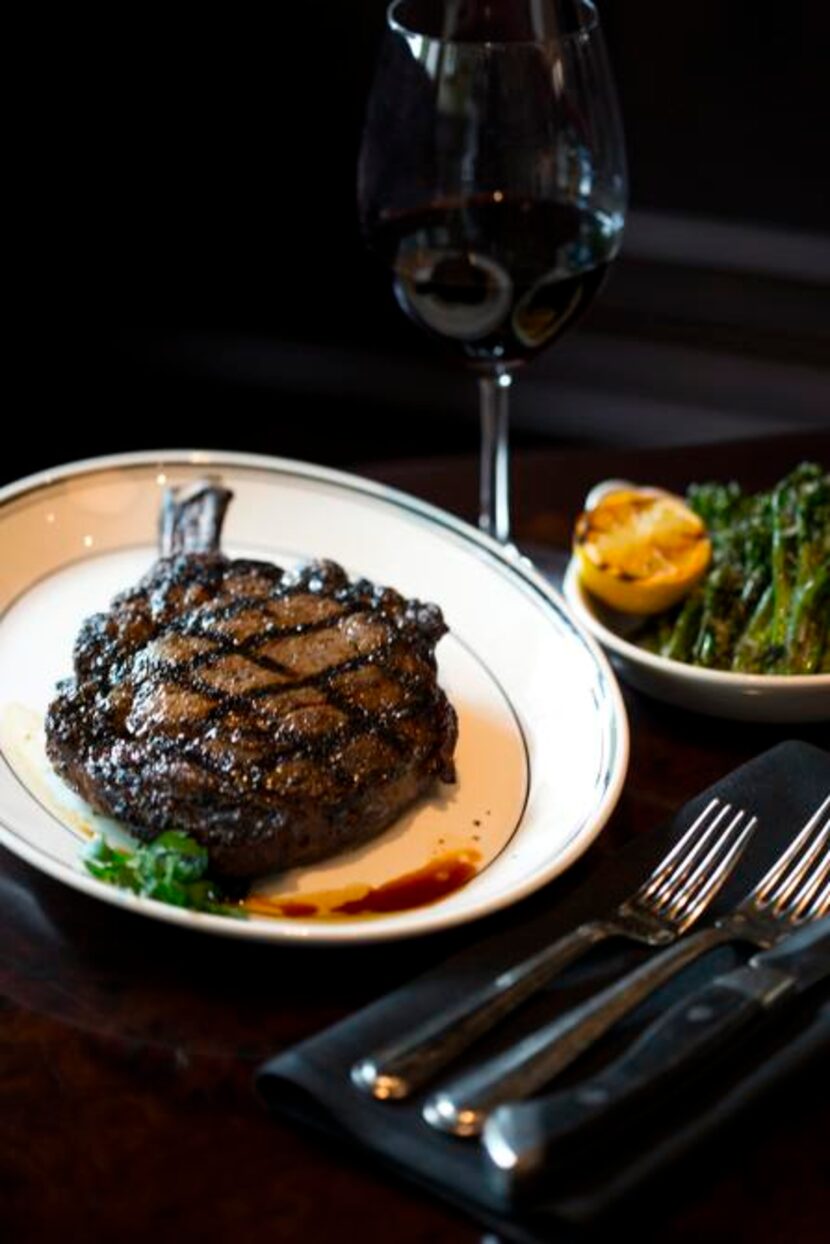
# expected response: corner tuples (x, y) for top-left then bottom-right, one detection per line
(83, 830), (242, 916)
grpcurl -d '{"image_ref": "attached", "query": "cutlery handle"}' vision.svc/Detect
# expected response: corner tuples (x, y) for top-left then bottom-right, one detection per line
(482, 968), (791, 1198)
(350, 921), (612, 1100)
(423, 923), (734, 1136)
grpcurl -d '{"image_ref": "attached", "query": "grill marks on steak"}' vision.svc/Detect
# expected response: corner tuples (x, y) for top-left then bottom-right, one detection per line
(45, 483), (458, 878)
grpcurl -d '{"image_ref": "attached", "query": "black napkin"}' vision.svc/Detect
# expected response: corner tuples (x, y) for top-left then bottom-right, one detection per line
(257, 741), (830, 1242)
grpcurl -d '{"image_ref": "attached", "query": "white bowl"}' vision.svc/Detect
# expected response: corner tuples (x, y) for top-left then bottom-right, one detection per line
(562, 480), (830, 723)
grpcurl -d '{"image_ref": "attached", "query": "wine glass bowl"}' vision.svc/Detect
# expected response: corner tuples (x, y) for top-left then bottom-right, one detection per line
(359, 0), (627, 541)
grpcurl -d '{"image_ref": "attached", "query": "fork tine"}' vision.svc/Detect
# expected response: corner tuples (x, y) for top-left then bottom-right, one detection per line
(807, 877), (830, 919)
(772, 821), (830, 911)
(637, 799), (731, 904)
(661, 814), (756, 929)
(783, 848), (830, 920)
(652, 807), (746, 911)
(752, 793), (830, 904)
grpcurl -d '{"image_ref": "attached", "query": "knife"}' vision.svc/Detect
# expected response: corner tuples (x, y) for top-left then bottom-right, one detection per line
(482, 915), (830, 1201)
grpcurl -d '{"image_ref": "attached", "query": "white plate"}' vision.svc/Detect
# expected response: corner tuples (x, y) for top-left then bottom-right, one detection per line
(0, 451), (628, 943)
(563, 481), (830, 723)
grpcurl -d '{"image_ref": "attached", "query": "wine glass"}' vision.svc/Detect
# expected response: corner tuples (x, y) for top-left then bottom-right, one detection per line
(358, 0), (627, 545)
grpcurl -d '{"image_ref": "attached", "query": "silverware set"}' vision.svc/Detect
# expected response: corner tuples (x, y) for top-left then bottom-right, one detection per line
(352, 791), (830, 1155)
(483, 913), (830, 1197)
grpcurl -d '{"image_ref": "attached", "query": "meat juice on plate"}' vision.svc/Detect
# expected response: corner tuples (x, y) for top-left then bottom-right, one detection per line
(371, 196), (622, 366)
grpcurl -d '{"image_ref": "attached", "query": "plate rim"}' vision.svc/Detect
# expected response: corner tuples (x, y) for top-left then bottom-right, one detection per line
(0, 448), (630, 944)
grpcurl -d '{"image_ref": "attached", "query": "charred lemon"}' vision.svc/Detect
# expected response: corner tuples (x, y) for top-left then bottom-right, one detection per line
(574, 487), (711, 614)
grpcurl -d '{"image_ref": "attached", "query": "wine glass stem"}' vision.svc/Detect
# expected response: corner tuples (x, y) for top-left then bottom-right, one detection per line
(478, 369), (513, 544)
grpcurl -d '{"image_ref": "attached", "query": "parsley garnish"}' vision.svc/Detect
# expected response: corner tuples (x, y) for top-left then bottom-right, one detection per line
(83, 830), (241, 916)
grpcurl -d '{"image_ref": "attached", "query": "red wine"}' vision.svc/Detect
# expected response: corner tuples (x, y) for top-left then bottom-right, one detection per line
(371, 198), (621, 367)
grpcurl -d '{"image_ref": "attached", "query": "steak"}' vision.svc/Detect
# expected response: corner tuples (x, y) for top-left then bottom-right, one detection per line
(45, 480), (458, 877)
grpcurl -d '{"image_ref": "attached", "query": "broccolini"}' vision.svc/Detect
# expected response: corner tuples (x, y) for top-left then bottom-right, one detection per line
(635, 463), (829, 674)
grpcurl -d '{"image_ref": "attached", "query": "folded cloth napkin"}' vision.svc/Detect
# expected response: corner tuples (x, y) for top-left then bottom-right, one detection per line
(257, 741), (830, 1242)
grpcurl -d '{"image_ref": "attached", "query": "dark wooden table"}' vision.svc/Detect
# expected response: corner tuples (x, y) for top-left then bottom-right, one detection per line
(2, 432), (828, 1244)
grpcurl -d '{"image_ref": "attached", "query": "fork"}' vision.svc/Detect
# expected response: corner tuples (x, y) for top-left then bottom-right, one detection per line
(351, 797), (755, 1101)
(423, 792), (829, 1137)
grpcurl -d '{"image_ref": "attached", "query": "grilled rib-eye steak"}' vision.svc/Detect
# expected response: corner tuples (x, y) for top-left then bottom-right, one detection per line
(45, 480), (458, 877)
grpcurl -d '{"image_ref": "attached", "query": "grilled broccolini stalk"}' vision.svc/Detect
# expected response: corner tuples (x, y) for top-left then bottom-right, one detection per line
(784, 466), (830, 673)
(636, 464), (829, 674)
(732, 583), (775, 673)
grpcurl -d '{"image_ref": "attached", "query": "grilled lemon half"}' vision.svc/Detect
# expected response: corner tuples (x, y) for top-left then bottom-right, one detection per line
(574, 487), (712, 614)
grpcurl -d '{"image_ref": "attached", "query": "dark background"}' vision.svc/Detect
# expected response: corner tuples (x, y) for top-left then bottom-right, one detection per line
(13, 0), (830, 485)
